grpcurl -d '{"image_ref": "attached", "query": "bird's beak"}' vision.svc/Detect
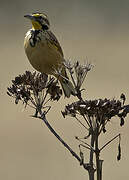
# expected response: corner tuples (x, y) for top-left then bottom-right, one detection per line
(24, 14), (35, 21)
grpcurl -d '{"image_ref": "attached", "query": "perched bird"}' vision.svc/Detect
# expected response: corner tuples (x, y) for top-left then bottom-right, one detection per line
(24, 12), (76, 97)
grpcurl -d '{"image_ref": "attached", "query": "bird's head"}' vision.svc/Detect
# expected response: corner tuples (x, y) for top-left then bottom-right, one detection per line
(24, 12), (50, 30)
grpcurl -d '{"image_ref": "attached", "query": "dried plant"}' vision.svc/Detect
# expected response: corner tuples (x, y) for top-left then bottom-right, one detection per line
(7, 71), (62, 113)
(7, 61), (129, 180)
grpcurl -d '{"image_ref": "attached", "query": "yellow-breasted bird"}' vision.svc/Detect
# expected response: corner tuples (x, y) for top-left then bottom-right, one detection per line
(24, 12), (76, 97)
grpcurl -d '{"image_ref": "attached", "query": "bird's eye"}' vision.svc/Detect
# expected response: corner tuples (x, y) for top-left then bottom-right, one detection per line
(38, 16), (42, 19)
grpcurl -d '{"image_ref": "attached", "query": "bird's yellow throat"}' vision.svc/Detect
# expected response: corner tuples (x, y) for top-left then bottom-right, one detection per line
(31, 20), (42, 30)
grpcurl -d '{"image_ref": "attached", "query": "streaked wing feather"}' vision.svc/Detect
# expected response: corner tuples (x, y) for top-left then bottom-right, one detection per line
(46, 30), (64, 57)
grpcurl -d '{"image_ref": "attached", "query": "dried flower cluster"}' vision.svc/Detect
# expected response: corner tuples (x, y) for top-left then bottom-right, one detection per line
(54, 60), (93, 99)
(62, 95), (128, 133)
(7, 71), (62, 108)
(64, 61), (93, 89)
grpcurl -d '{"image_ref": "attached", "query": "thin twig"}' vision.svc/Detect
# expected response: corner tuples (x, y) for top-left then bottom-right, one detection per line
(43, 106), (51, 115)
(76, 137), (95, 151)
(99, 119), (108, 135)
(83, 115), (91, 128)
(100, 134), (120, 152)
(38, 111), (81, 163)
(75, 117), (89, 130)
(32, 87), (39, 105)
(44, 97), (51, 106)
(41, 91), (48, 107)
(79, 144), (93, 151)
(69, 69), (77, 88)
(29, 97), (37, 107)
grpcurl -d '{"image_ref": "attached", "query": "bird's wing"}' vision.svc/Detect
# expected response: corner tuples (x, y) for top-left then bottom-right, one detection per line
(46, 30), (64, 57)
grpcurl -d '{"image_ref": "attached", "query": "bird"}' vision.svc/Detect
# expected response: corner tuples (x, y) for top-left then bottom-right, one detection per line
(24, 12), (76, 97)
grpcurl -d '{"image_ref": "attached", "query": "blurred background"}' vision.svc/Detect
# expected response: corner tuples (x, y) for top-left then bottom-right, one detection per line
(0, 0), (129, 179)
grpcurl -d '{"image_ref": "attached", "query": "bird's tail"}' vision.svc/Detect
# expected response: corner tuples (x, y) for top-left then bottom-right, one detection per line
(60, 78), (76, 98)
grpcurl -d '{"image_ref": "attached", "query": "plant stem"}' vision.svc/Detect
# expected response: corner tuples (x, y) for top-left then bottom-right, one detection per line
(95, 137), (100, 180)
(89, 134), (95, 165)
(88, 170), (95, 180)
(88, 133), (95, 180)
(95, 123), (102, 180)
(39, 111), (81, 163)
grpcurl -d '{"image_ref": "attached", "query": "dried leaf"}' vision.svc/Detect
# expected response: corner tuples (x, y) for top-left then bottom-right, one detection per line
(120, 117), (124, 126)
(117, 143), (121, 161)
